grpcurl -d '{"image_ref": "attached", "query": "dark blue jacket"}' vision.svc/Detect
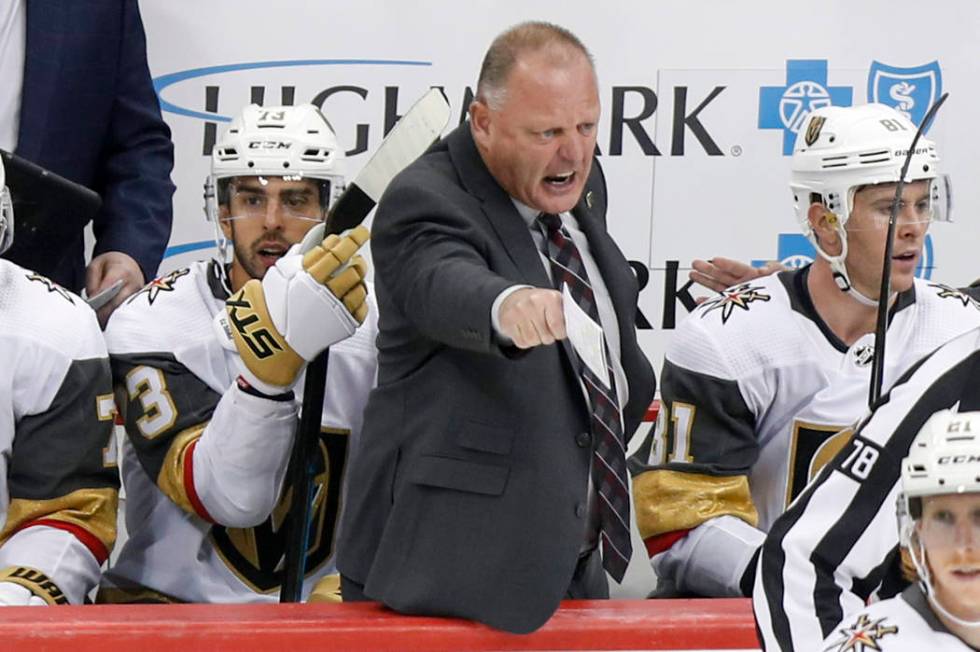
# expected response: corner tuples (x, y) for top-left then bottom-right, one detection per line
(8, 0), (174, 291)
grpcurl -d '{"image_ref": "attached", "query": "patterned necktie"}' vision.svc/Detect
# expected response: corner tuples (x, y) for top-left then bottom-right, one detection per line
(537, 212), (632, 581)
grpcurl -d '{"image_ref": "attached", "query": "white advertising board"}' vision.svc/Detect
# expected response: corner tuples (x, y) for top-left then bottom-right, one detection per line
(142, 0), (980, 375)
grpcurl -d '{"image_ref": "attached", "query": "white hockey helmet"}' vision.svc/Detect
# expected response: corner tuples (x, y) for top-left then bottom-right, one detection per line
(203, 104), (346, 259)
(898, 409), (980, 626)
(790, 103), (950, 303)
(900, 410), (980, 529)
(0, 156), (13, 256)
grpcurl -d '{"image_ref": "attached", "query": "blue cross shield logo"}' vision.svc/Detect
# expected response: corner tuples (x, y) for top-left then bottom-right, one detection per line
(867, 61), (942, 129)
(759, 60), (853, 155)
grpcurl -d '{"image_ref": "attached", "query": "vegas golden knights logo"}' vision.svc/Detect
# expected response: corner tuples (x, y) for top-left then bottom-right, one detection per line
(700, 282), (771, 324)
(805, 115), (826, 146)
(129, 268), (190, 305)
(825, 613), (898, 651)
(210, 428), (349, 592)
(25, 272), (75, 304)
(929, 282), (980, 310)
(785, 422), (853, 508)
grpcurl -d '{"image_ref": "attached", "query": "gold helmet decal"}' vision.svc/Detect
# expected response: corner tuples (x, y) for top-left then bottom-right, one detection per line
(804, 115), (826, 147)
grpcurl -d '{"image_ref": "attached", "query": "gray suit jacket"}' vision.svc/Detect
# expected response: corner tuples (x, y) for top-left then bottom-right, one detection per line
(336, 123), (655, 633)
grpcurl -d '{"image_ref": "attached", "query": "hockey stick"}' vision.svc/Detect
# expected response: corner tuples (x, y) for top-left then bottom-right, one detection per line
(868, 92), (948, 408)
(280, 88), (451, 602)
(0, 148), (102, 266)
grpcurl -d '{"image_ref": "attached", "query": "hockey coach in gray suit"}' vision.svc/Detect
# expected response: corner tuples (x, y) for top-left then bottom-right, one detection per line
(336, 21), (656, 633)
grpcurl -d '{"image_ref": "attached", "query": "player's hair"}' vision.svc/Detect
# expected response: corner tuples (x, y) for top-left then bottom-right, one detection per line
(475, 21), (595, 110)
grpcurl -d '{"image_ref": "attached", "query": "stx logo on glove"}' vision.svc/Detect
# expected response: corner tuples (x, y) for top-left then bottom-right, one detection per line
(227, 291), (285, 360)
(225, 225), (370, 395)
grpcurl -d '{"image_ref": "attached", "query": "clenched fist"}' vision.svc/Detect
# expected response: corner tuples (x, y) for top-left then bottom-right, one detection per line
(498, 287), (567, 349)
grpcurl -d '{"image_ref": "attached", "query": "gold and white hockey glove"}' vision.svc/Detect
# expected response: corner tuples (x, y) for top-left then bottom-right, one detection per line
(0, 567), (67, 605)
(226, 224), (370, 395)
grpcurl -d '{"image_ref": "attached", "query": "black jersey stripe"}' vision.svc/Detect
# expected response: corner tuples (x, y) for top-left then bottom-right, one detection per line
(10, 357), (117, 499)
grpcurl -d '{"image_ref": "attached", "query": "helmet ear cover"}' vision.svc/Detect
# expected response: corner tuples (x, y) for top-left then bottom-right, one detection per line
(907, 495), (922, 520)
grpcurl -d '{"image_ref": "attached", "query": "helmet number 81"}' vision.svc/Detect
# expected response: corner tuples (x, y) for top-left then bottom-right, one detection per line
(879, 118), (908, 132)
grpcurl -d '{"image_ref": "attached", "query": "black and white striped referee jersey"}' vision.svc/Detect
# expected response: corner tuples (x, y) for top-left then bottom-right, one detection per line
(754, 325), (980, 651)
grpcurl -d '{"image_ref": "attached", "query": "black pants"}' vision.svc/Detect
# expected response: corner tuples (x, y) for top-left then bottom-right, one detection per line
(340, 574), (368, 602)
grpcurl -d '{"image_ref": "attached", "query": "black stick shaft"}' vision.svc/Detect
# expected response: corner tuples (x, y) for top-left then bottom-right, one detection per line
(280, 351), (328, 602)
(868, 93), (948, 408)
(275, 89), (449, 602)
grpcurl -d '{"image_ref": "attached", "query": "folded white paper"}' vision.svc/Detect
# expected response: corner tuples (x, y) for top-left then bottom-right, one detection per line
(562, 283), (611, 390)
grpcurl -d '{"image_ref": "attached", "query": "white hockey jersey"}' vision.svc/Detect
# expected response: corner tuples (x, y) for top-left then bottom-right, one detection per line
(629, 267), (980, 596)
(0, 259), (117, 604)
(820, 586), (972, 651)
(100, 260), (377, 603)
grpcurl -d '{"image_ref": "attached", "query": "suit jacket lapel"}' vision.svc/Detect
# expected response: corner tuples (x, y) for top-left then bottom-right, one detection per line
(446, 125), (551, 289)
(16, 2), (65, 160)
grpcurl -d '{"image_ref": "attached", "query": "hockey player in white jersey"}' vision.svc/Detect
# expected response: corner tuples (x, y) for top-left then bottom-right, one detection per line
(98, 104), (376, 603)
(0, 156), (118, 605)
(628, 103), (980, 599)
(819, 410), (980, 651)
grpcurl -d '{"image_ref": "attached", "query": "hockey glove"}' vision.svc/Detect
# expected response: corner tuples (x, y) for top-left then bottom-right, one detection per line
(0, 566), (66, 605)
(226, 224), (370, 395)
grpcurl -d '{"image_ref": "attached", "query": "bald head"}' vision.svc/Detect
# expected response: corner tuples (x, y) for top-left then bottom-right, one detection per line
(476, 21), (595, 110)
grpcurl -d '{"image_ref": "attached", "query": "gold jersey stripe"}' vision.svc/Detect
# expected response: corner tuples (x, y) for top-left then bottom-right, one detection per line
(2, 488), (117, 560)
(156, 423), (207, 517)
(633, 469), (758, 540)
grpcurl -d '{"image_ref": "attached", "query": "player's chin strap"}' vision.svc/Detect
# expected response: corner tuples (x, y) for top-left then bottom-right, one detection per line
(910, 538), (980, 628)
(204, 176), (233, 272)
(812, 226), (882, 308)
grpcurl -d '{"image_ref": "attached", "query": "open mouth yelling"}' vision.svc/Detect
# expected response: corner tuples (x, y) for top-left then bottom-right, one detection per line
(544, 171), (576, 189)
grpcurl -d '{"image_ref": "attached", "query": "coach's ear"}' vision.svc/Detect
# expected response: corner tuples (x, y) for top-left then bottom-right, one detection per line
(469, 98), (492, 152)
(809, 204), (843, 257)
